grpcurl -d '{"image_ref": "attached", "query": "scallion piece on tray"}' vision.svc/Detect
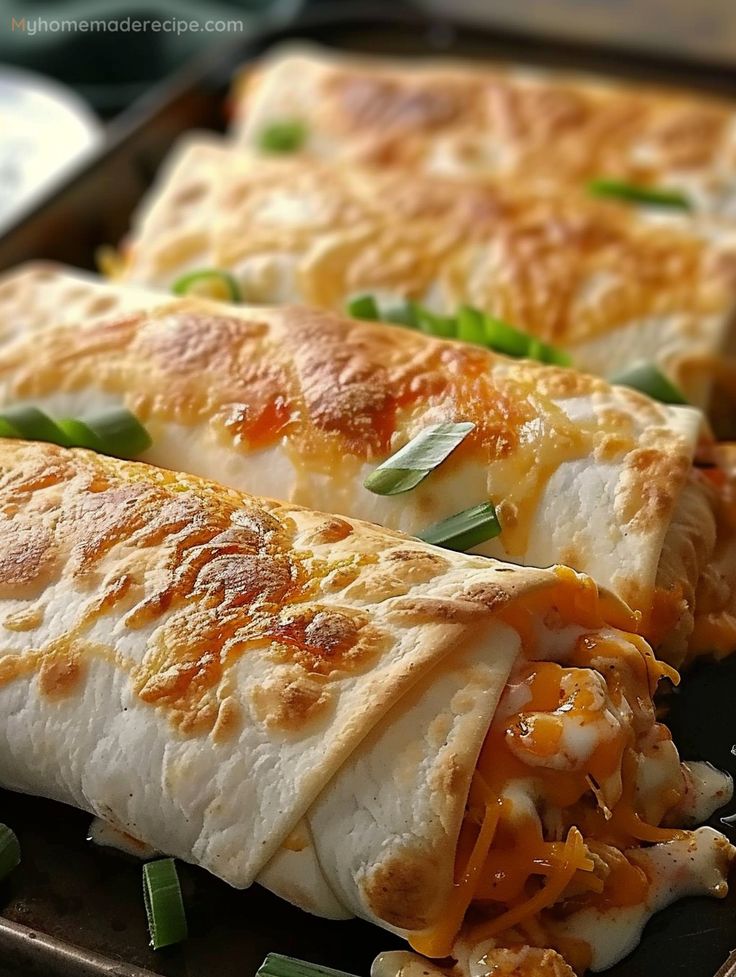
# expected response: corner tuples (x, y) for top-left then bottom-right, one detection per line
(610, 363), (688, 405)
(256, 953), (359, 977)
(347, 295), (380, 321)
(143, 858), (188, 950)
(0, 824), (20, 882)
(258, 120), (307, 153)
(419, 501), (502, 551)
(0, 407), (151, 459)
(587, 178), (691, 211)
(172, 268), (242, 302)
(364, 422), (474, 495)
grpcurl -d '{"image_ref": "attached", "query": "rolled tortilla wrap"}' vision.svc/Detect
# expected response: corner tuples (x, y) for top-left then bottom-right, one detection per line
(0, 439), (731, 975)
(232, 44), (736, 219)
(0, 262), (727, 667)
(115, 135), (736, 412)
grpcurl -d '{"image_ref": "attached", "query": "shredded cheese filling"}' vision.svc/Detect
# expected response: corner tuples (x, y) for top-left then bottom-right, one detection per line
(410, 623), (686, 970)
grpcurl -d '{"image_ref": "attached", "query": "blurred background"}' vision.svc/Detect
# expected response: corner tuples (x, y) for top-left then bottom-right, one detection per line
(1, 0), (735, 117)
(0, 0), (735, 232)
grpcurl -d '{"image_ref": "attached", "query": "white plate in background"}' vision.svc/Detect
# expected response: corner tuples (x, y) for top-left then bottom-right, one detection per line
(0, 65), (102, 234)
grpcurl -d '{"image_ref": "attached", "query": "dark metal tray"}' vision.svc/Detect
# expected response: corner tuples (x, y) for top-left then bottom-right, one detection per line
(1, 3), (736, 975)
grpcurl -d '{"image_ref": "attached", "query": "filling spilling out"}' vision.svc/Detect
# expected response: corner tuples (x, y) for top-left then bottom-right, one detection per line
(410, 617), (734, 975)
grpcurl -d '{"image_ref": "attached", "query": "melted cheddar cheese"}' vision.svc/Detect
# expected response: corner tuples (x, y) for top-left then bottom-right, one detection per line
(410, 628), (686, 970)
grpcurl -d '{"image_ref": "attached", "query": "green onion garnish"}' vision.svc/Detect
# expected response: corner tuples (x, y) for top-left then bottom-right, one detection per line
(258, 120), (307, 153)
(172, 269), (242, 302)
(419, 501), (502, 551)
(256, 953), (359, 977)
(0, 407), (151, 459)
(610, 362), (688, 405)
(0, 406), (71, 445)
(346, 297), (570, 365)
(347, 295), (380, 321)
(0, 824), (20, 882)
(588, 179), (691, 211)
(76, 408), (152, 458)
(364, 422), (474, 496)
(143, 858), (188, 950)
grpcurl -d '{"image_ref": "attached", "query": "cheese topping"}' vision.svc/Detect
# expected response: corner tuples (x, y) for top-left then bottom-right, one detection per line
(122, 146), (736, 365)
(235, 49), (736, 216)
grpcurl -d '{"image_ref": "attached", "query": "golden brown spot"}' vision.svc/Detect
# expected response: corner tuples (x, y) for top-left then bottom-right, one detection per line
(304, 517), (353, 545)
(211, 696), (241, 743)
(86, 295), (121, 317)
(3, 604), (44, 632)
(250, 666), (330, 731)
(0, 521), (55, 599)
(361, 848), (441, 930)
(38, 655), (84, 699)
(617, 447), (689, 530)
(331, 73), (465, 132)
(427, 751), (464, 799)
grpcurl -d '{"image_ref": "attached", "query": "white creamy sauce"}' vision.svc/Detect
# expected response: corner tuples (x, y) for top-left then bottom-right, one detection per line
(372, 951), (447, 977)
(0, 68), (100, 232)
(231, 252), (300, 304)
(551, 827), (734, 971)
(679, 761), (734, 824)
(87, 817), (157, 859)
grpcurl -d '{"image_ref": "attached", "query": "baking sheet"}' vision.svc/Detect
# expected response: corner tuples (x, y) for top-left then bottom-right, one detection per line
(1, 3), (735, 975)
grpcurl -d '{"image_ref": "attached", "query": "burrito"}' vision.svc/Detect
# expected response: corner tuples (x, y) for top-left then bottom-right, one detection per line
(0, 438), (732, 976)
(231, 44), (736, 218)
(0, 262), (732, 667)
(114, 134), (736, 412)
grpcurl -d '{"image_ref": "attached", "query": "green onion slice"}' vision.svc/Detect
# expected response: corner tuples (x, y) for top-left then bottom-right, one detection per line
(347, 295), (570, 365)
(610, 363), (688, 405)
(347, 295), (380, 321)
(0, 406), (70, 445)
(143, 858), (188, 950)
(419, 501), (502, 551)
(0, 407), (151, 459)
(256, 954), (359, 977)
(587, 178), (691, 211)
(364, 422), (474, 495)
(258, 120), (307, 153)
(0, 824), (20, 882)
(411, 303), (456, 338)
(78, 408), (153, 458)
(457, 305), (488, 346)
(172, 269), (242, 302)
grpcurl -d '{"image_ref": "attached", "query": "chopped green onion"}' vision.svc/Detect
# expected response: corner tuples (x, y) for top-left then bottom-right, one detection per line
(347, 295), (380, 321)
(257, 954), (359, 977)
(258, 120), (307, 153)
(78, 408), (152, 458)
(411, 303), (456, 338)
(143, 858), (188, 950)
(419, 501), (502, 551)
(0, 407), (151, 459)
(382, 302), (419, 328)
(457, 305), (488, 346)
(55, 418), (103, 451)
(478, 310), (571, 365)
(348, 295), (570, 365)
(0, 824), (20, 882)
(587, 179), (691, 211)
(364, 422), (474, 495)
(0, 406), (70, 445)
(172, 269), (242, 302)
(610, 363), (688, 405)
